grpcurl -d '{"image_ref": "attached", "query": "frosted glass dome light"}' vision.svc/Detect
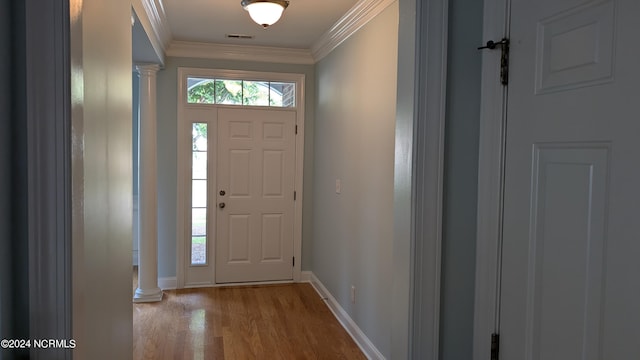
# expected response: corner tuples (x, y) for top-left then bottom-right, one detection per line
(241, 0), (289, 28)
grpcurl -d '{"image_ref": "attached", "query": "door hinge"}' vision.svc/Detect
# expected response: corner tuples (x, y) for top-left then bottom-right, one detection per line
(294, 191), (296, 201)
(478, 38), (509, 86)
(295, 125), (298, 134)
(292, 257), (295, 267)
(491, 333), (500, 360)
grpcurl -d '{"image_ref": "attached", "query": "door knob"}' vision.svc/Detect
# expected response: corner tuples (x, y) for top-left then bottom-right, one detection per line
(219, 202), (225, 209)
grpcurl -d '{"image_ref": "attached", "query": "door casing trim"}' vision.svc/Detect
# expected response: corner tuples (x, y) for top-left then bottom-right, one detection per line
(176, 67), (305, 288)
(401, 0), (449, 358)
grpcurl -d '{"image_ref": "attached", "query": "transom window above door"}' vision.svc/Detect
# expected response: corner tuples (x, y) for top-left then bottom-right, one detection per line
(187, 77), (296, 107)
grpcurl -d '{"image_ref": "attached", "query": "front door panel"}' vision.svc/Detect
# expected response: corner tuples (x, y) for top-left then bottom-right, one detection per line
(216, 108), (296, 283)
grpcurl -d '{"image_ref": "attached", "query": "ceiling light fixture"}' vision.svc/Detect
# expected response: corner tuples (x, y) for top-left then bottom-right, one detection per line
(241, 0), (289, 29)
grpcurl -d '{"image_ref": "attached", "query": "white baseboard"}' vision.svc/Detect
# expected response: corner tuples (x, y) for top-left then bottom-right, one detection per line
(158, 277), (177, 290)
(307, 272), (385, 360)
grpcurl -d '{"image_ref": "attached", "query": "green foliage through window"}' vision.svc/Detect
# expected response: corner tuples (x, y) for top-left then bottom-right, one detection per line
(192, 123), (207, 151)
(187, 77), (295, 107)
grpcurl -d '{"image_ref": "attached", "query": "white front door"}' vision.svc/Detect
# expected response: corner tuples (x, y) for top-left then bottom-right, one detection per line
(500, 0), (640, 358)
(215, 108), (296, 283)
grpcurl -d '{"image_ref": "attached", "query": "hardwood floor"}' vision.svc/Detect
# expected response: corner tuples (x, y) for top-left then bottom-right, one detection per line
(133, 269), (366, 359)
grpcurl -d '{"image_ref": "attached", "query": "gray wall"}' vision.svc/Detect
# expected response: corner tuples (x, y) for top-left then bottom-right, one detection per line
(312, 3), (399, 358)
(156, 57), (315, 277)
(392, 0), (417, 357)
(439, 0), (483, 358)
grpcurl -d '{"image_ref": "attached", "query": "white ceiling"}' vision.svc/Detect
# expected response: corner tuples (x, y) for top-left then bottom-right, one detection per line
(163, 0), (359, 49)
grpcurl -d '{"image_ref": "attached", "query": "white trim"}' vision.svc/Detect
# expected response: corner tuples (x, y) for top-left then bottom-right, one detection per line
(175, 71), (201, 288)
(131, 0), (168, 65)
(140, 0), (171, 52)
(292, 73), (305, 283)
(407, 0), (448, 358)
(175, 66), (187, 288)
(166, 41), (315, 65)
(187, 280), (294, 288)
(133, 290), (163, 303)
(158, 277), (177, 290)
(176, 67), (305, 288)
(308, 272), (385, 360)
(472, 0), (510, 358)
(311, 0), (396, 62)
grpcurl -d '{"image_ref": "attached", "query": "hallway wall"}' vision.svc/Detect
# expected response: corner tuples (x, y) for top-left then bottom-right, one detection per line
(312, 3), (399, 357)
(71, 0), (134, 357)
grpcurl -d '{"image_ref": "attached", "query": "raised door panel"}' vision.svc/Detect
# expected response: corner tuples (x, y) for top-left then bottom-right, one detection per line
(228, 150), (252, 197)
(261, 214), (284, 261)
(262, 150), (285, 197)
(526, 144), (608, 360)
(228, 214), (251, 263)
(535, 1), (615, 93)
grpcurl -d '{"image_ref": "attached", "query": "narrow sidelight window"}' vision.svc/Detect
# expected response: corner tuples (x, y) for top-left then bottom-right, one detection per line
(191, 122), (208, 265)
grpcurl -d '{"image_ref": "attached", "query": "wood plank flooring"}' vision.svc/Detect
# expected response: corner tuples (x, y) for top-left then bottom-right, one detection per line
(133, 269), (366, 359)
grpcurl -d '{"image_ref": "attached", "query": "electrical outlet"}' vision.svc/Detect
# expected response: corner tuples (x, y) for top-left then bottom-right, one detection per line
(350, 285), (356, 304)
(336, 179), (341, 194)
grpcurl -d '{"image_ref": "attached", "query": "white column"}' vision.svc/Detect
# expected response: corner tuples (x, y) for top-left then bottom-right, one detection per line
(133, 64), (163, 303)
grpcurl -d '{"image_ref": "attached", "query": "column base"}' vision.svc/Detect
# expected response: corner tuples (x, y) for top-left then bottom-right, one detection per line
(133, 287), (163, 303)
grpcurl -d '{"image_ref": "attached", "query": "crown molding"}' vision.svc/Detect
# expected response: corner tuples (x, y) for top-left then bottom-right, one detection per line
(311, 0), (396, 61)
(135, 0), (394, 65)
(166, 41), (315, 65)
(140, 0), (172, 54)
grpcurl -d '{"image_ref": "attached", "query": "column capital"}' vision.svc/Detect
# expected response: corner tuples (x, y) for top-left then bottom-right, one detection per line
(135, 63), (161, 76)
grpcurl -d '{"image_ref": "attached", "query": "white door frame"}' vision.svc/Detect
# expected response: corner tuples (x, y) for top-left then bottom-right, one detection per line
(403, 0), (449, 358)
(472, 0), (511, 358)
(175, 67), (305, 288)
